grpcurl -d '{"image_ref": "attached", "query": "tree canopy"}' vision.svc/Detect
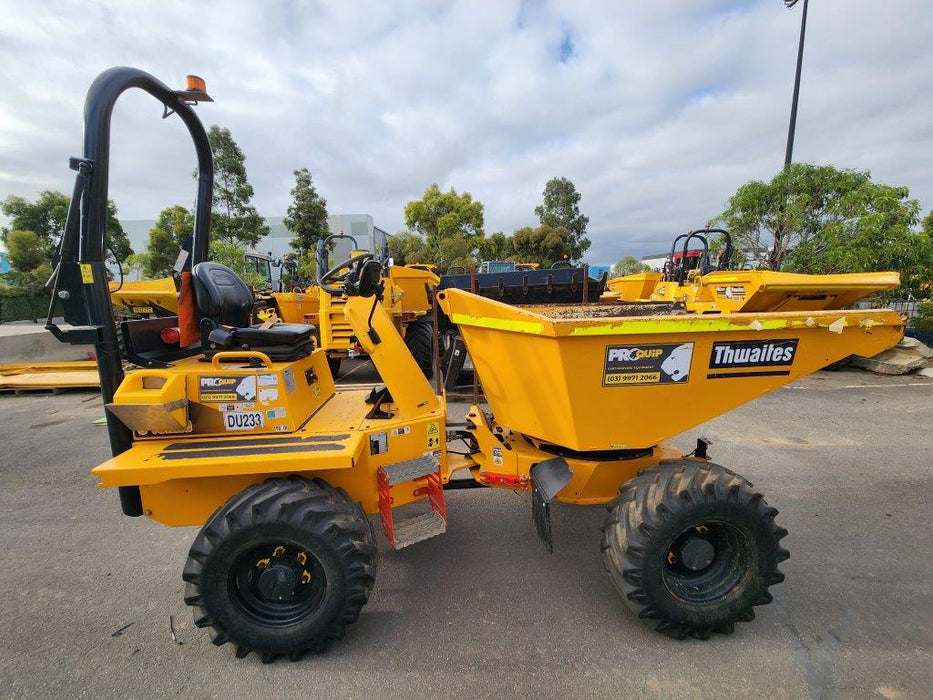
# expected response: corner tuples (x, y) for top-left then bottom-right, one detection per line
(386, 231), (431, 267)
(283, 168), (329, 280)
(611, 255), (651, 277)
(4, 230), (51, 289)
(477, 231), (514, 262)
(512, 224), (572, 269)
(142, 205), (194, 278)
(405, 185), (483, 247)
(205, 125), (269, 247)
(401, 184), (484, 271)
(1, 190), (132, 262)
(714, 163), (933, 295)
(534, 177), (590, 261)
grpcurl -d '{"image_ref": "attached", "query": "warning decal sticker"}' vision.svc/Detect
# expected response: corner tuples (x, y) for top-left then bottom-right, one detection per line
(426, 422), (441, 449)
(603, 342), (694, 386)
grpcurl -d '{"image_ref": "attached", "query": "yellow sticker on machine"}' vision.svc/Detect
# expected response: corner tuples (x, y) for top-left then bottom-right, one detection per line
(79, 264), (94, 284)
(426, 421), (441, 449)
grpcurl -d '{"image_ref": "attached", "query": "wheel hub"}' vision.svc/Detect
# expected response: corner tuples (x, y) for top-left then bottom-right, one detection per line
(258, 565), (298, 601)
(679, 536), (715, 571)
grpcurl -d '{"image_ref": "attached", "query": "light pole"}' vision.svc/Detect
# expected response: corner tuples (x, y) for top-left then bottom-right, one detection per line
(784, 0), (809, 166)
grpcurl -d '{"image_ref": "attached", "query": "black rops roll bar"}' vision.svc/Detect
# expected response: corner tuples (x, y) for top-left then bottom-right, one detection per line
(678, 232), (709, 285)
(316, 233), (373, 294)
(49, 67), (214, 516)
(680, 228), (734, 283)
(315, 232), (359, 276)
(664, 234), (689, 280)
(666, 228), (734, 284)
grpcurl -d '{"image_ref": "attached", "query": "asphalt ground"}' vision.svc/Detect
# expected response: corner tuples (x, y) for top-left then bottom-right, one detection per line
(0, 363), (931, 699)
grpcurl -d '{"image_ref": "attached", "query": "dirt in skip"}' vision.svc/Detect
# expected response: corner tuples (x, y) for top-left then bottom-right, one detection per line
(521, 302), (687, 319)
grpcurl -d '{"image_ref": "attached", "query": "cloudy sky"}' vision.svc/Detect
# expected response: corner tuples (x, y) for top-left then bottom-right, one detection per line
(1, 0), (931, 263)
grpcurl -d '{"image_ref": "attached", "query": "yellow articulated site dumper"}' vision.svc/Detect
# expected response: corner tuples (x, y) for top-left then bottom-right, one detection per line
(605, 228), (900, 313)
(266, 233), (439, 378)
(49, 67), (905, 662)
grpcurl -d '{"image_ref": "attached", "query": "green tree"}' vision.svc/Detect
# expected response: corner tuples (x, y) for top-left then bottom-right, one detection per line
(124, 252), (149, 279)
(921, 209), (933, 238)
(511, 224), (573, 268)
(283, 168), (329, 280)
(715, 163), (933, 295)
(477, 231), (514, 261)
(143, 205), (193, 278)
(204, 125), (269, 247)
(0, 191), (69, 254)
(4, 230), (52, 290)
(534, 177), (590, 261)
(611, 255), (651, 277)
(404, 184), (484, 269)
(209, 240), (267, 290)
(387, 231), (431, 266)
(1, 190), (132, 262)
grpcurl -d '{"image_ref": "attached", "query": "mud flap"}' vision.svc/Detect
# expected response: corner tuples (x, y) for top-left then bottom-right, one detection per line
(530, 457), (573, 553)
(442, 333), (468, 391)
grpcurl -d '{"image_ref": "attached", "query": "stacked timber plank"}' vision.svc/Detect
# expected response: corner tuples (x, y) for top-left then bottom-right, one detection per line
(0, 361), (101, 393)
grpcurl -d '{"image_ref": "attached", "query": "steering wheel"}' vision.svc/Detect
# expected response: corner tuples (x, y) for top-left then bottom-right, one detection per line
(318, 251), (375, 294)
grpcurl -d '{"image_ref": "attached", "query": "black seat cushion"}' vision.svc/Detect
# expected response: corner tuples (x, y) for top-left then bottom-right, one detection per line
(192, 262), (317, 359)
(236, 323), (313, 345)
(192, 261), (254, 328)
(203, 324), (318, 362)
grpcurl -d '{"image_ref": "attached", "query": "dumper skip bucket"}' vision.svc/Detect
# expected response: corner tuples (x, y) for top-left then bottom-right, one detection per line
(437, 289), (904, 452)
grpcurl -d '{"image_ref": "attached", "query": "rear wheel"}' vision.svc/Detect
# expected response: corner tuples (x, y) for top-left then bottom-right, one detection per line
(404, 315), (435, 379)
(601, 461), (788, 640)
(183, 476), (377, 661)
(327, 356), (342, 378)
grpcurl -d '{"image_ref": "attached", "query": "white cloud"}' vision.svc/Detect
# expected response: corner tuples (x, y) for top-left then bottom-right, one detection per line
(0, 0), (931, 263)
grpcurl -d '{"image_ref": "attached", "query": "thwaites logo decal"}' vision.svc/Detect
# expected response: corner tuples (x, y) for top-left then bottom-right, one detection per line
(199, 375), (257, 403)
(707, 339), (799, 378)
(603, 342), (694, 386)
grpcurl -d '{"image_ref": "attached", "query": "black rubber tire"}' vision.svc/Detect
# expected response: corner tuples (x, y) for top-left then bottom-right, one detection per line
(182, 476), (377, 662)
(327, 356), (342, 378)
(601, 461), (788, 640)
(403, 315), (435, 379)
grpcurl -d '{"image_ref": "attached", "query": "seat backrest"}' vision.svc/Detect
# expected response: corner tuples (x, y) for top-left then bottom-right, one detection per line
(191, 262), (254, 328)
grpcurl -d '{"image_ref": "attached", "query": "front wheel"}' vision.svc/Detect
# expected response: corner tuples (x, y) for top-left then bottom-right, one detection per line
(601, 461), (788, 640)
(182, 476), (377, 662)
(403, 315), (435, 379)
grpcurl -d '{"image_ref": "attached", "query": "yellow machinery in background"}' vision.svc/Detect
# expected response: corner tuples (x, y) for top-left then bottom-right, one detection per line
(110, 251), (278, 318)
(267, 234), (439, 377)
(605, 228), (899, 313)
(109, 277), (179, 317)
(61, 67), (907, 663)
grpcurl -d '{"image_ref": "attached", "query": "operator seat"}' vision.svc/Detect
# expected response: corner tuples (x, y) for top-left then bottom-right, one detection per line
(191, 261), (316, 361)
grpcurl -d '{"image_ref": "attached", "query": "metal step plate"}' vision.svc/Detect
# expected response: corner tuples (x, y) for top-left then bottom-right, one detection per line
(382, 454), (439, 486)
(393, 509), (446, 549)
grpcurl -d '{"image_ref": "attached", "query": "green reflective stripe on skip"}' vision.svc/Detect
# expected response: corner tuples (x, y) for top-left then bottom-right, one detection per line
(448, 313), (545, 335)
(567, 318), (796, 335)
